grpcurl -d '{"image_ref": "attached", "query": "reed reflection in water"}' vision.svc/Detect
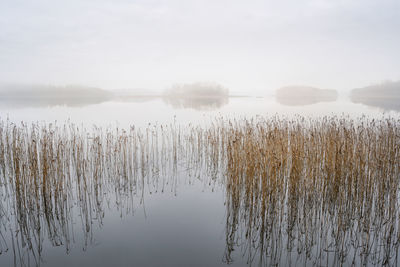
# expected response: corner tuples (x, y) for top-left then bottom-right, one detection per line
(0, 117), (399, 266)
(222, 117), (400, 266)
(0, 119), (223, 266)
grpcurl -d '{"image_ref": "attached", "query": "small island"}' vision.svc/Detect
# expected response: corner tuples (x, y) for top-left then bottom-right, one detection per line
(276, 86), (338, 106)
(163, 82), (229, 110)
(350, 81), (400, 112)
(0, 84), (113, 107)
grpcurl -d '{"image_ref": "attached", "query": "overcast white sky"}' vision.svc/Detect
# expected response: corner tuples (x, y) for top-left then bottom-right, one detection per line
(0, 0), (399, 94)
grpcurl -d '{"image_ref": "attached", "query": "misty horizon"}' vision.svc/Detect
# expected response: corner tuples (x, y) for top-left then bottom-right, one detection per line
(1, 0), (400, 95)
(1, 1), (400, 267)
(1, 79), (400, 96)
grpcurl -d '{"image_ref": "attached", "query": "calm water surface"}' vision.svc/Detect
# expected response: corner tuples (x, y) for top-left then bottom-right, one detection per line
(0, 96), (399, 267)
(1, 96), (398, 127)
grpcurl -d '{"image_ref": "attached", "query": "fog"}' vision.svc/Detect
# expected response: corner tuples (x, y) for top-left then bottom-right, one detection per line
(2, 3), (400, 267)
(1, 0), (400, 95)
(276, 86), (337, 106)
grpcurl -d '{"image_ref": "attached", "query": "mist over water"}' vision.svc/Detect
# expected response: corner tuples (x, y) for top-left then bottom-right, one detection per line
(0, 116), (399, 267)
(1, 0), (400, 266)
(1, 0), (400, 93)
(0, 86), (399, 267)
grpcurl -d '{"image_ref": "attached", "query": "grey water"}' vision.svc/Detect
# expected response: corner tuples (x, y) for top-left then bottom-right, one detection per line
(0, 95), (398, 128)
(0, 95), (399, 267)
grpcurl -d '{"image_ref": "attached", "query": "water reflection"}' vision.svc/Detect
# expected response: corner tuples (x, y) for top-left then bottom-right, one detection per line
(162, 82), (230, 110)
(0, 96), (111, 108)
(0, 120), (220, 266)
(114, 95), (159, 103)
(0, 83), (230, 111)
(0, 117), (399, 266)
(276, 86), (338, 106)
(351, 97), (400, 112)
(162, 96), (229, 110)
(222, 118), (400, 266)
(0, 84), (113, 108)
(0, 122), (175, 266)
(350, 81), (400, 112)
(0, 96), (229, 111)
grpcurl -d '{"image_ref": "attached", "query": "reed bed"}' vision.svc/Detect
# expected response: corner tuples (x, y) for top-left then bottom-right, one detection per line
(0, 116), (399, 266)
(222, 117), (400, 266)
(0, 120), (189, 266)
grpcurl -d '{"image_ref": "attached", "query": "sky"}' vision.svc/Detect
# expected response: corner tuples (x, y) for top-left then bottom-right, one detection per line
(0, 0), (399, 95)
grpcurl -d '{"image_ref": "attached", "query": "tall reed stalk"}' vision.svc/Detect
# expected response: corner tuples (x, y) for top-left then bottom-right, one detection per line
(0, 116), (399, 266)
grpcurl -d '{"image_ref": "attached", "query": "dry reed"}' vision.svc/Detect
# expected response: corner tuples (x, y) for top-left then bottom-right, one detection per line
(0, 116), (399, 266)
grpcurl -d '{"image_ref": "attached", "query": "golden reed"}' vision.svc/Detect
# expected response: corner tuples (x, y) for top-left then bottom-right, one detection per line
(0, 116), (399, 266)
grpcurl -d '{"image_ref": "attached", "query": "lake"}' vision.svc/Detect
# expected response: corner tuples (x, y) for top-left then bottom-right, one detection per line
(0, 96), (399, 267)
(0, 95), (398, 127)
